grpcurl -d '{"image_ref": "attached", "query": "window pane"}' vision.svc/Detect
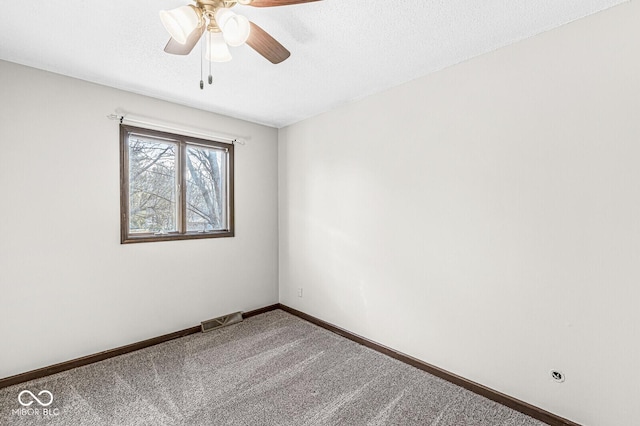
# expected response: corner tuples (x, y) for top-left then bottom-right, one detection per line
(128, 136), (177, 234)
(185, 145), (227, 232)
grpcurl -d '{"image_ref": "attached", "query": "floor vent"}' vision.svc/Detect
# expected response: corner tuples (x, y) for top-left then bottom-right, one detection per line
(201, 312), (243, 333)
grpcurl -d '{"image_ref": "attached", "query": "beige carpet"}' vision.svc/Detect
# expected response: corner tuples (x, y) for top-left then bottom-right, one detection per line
(0, 310), (546, 425)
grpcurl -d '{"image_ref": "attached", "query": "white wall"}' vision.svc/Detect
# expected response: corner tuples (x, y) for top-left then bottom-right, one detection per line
(279, 2), (639, 425)
(0, 60), (279, 378)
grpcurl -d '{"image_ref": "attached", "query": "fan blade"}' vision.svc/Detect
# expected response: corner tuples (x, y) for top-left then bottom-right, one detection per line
(246, 22), (291, 64)
(246, 0), (322, 7)
(164, 25), (205, 55)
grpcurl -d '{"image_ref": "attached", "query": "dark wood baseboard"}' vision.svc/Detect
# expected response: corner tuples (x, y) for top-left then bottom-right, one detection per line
(0, 304), (279, 390)
(277, 304), (581, 426)
(243, 304), (280, 319)
(0, 325), (201, 390)
(0, 302), (580, 426)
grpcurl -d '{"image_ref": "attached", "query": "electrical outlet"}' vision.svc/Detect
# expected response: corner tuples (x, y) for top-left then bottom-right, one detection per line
(297, 288), (303, 298)
(550, 370), (565, 383)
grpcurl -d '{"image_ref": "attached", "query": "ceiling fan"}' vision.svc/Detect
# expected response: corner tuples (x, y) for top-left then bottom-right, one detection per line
(160, 0), (322, 66)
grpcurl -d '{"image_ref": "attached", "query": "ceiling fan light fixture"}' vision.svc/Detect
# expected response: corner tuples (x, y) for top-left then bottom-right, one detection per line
(206, 31), (232, 62)
(159, 5), (202, 45)
(215, 8), (251, 47)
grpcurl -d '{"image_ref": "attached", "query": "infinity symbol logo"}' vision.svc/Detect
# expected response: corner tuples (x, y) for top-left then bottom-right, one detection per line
(18, 390), (54, 407)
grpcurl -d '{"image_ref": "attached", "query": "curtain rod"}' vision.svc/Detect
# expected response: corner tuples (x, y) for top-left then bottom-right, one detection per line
(107, 113), (247, 145)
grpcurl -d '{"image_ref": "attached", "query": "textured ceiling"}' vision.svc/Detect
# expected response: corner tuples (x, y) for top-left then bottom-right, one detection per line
(0, 0), (626, 128)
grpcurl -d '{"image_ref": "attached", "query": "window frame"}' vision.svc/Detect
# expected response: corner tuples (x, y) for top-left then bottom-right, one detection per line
(119, 124), (234, 244)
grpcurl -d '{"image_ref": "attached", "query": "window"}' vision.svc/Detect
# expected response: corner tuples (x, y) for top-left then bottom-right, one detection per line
(120, 125), (234, 243)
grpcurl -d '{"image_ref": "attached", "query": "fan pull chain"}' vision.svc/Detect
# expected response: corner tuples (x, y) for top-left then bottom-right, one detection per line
(207, 31), (213, 85)
(199, 36), (204, 90)
(207, 31), (213, 84)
